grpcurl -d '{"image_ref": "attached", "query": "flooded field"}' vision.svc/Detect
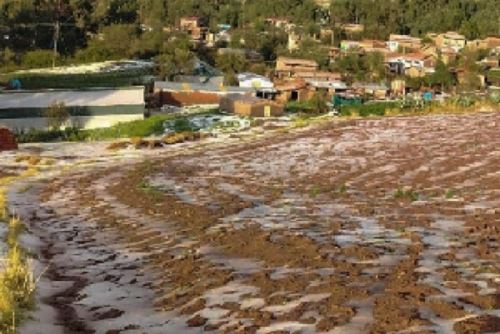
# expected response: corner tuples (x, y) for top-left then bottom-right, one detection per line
(2, 112), (499, 334)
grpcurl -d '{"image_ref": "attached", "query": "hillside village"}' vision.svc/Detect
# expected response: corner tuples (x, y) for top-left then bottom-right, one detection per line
(0, 0), (498, 135)
(0, 2), (499, 334)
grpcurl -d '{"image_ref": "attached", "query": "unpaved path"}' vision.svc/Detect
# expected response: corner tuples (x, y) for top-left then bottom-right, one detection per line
(3, 112), (500, 334)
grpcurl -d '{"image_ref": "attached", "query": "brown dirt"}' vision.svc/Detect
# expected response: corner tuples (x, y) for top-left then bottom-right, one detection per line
(21, 112), (500, 333)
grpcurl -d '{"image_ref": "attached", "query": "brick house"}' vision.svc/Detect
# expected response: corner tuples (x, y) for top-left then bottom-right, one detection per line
(179, 16), (208, 42)
(275, 57), (319, 79)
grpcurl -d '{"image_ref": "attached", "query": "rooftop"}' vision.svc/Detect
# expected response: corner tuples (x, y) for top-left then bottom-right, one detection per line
(389, 34), (422, 42)
(154, 81), (252, 93)
(276, 57), (318, 67)
(444, 31), (466, 40)
(237, 72), (272, 82)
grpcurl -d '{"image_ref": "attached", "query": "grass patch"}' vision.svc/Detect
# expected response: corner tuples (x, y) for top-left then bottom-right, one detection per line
(16, 111), (215, 143)
(308, 185), (322, 198)
(137, 180), (164, 200)
(394, 187), (420, 202)
(445, 189), (456, 199)
(337, 183), (348, 195)
(342, 102), (400, 118)
(286, 100), (317, 113)
(0, 174), (38, 332)
(0, 244), (36, 333)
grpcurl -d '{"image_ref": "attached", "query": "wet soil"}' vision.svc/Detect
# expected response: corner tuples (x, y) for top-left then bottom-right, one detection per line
(5, 112), (500, 333)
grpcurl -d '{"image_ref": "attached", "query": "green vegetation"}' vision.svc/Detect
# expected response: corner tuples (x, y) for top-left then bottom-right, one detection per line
(137, 180), (164, 200)
(0, 0), (498, 76)
(394, 187), (420, 202)
(0, 67), (153, 90)
(156, 32), (195, 81)
(445, 189), (456, 199)
(342, 102), (400, 117)
(20, 50), (56, 70)
(333, 53), (386, 83)
(308, 185), (322, 198)
(337, 183), (348, 195)
(286, 100), (318, 114)
(216, 52), (249, 86)
(44, 102), (69, 130)
(83, 114), (170, 140)
(16, 114), (169, 143)
(15, 112), (217, 143)
(0, 179), (36, 333)
(286, 94), (329, 114)
(330, 0), (499, 40)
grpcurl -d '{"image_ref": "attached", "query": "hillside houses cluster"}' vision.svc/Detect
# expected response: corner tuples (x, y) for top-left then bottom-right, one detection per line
(174, 14), (499, 92)
(153, 21), (500, 112)
(1, 13), (499, 133)
(154, 55), (379, 112)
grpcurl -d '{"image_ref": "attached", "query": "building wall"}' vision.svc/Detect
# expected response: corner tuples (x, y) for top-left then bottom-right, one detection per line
(233, 102), (284, 117)
(1, 114), (144, 131)
(159, 91), (221, 106)
(0, 127), (17, 151)
(275, 89), (311, 104)
(0, 88), (144, 109)
(0, 105), (144, 119)
(220, 97), (284, 117)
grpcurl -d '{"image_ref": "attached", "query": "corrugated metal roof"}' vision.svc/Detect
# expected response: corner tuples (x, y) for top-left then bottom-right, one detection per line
(154, 81), (253, 93)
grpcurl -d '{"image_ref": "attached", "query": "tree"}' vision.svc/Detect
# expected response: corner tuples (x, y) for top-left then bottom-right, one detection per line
(309, 92), (329, 114)
(429, 59), (455, 92)
(458, 49), (483, 92)
(156, 32), (195, 80)
(363, 52), (385, 81)
(0, 47), (16, 71)
(215, 52), (248, 85)
(75, 24), (139, 62)
(334, 54), (364, 83)
(44, 101), (70, 130)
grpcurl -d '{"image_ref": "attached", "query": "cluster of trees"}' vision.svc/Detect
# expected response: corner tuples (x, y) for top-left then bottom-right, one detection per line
(0, 0), (498, 80)
(332, 52), (386, 84)
(329, 0), (499, 40)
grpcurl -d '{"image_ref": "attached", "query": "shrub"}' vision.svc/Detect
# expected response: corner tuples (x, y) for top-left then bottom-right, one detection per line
(454, 95), (477, 108)
(172, 118), (194, 132)
(21, 50), (56, 69)
(343, 102), (398, 117)
(286, 100), (315, 113)
(15, 112), (216, 143)
(488, 90), (500, 104)
(15, 127), (87, 143)
(44, 102), (69, 130)
(309, 93), (329, 114)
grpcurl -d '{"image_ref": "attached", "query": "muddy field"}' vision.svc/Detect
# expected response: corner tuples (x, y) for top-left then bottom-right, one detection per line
(3, 112), (500, 334)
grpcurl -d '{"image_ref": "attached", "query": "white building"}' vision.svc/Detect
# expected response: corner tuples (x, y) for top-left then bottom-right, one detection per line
(0, 87), (145, 131)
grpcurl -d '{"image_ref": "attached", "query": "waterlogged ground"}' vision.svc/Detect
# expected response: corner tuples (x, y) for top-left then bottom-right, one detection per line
(2, 112), (500, 334)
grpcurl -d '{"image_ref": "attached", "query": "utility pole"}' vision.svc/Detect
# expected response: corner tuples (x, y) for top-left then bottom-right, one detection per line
(52, 0), (61, 68)
(53, 20), (60, 68)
